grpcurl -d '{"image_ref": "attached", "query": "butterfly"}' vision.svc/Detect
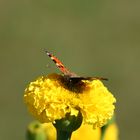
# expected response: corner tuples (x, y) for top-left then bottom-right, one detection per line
(45, 50), (108, 86)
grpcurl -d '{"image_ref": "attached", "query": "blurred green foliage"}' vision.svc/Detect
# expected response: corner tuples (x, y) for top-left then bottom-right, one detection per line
(27, 121), (46, 140)
(0, 0), (140, 140)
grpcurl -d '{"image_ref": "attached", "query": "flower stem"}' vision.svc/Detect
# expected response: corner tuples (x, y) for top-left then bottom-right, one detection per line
(56, 130), (72, 140)
(100, 125), (106, 140)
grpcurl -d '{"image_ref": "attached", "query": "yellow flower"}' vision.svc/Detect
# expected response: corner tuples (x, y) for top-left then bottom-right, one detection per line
(42, 123), (56, 140)
(104, 123), (119, 140)
(24, 73), (116, 128)
(41, 122), (119, 140)
(72, 124), (100, 140)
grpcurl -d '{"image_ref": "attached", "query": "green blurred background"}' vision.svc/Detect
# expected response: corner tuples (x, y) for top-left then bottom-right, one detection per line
(0, 0), (139, 140)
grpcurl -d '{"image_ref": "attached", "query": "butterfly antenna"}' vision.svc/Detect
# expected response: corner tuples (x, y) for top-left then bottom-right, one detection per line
(44, 49), (51, 57)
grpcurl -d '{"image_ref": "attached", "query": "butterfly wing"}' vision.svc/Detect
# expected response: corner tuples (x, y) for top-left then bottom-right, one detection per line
(70, 76), (108, 81)
(45, 50), (77, 76)
(45, 50), (108, 81)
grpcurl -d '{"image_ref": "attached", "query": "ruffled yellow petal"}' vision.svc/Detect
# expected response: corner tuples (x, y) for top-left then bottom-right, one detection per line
(79, 80), (116, 128)
(24, 73), (116, 128)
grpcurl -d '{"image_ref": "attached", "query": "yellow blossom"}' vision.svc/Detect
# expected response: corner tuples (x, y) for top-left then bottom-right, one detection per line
(104, 123), (119, 140)
(24, 73), (116, 128)
(42, 123), (56, 140)
(72, 124), (100, 140)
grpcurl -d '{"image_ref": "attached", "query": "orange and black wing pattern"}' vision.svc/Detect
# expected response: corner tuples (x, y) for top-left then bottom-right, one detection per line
(45, 50), (76, 76)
